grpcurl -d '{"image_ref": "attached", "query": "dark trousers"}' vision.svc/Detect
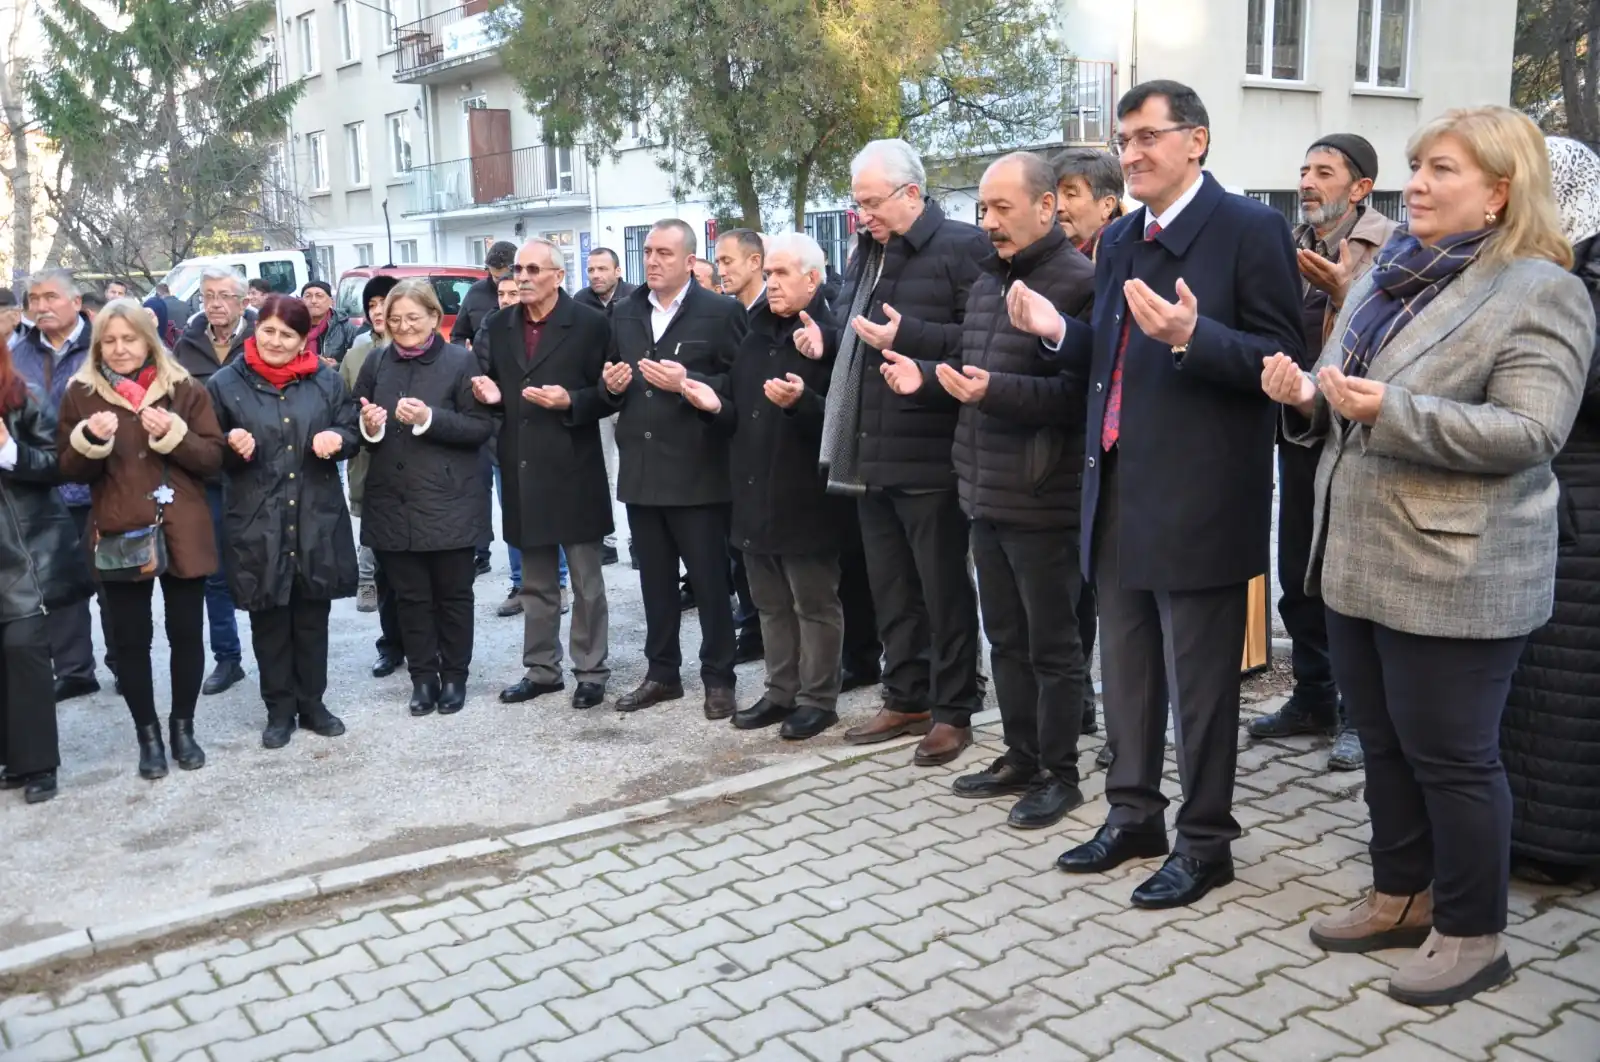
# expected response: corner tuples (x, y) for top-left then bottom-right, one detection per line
(378, 548), (476, 683)
(1277, 441), (1335, 701)
(838, 510), (882, 674)
(1078, 581), (1098, 711)
(250, 590), (332, 721)
(1096, 450), (1247, 862)
(475, 450), (495, 555)
(731, 547), (760, 641)
(101, 575), (207, 728)
(971, 519), (1088, 785)
(746, 550), (844, 711)
(47, 504), (115, 682)
(203, 485), (242, 664)
(857, 488), (980, 726)
(630, 503), (736, 688)
(373, 556), (403, 659)
(1, 614), (58, 776)
(1326, 608), (1525, 936)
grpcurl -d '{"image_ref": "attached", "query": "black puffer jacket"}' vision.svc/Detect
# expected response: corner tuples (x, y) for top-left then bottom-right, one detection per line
(314, 311), (360, 365)
(207, 356), (360, 611)
(940, 228), (1094, 531)
(352, 334), (496, 552)
(450, 274), (500, 346)
(1503, 234), (1600, 867)
(172, 312), (254, 384)
(0, 388), (94, 623)
(835, 200), (991, 490)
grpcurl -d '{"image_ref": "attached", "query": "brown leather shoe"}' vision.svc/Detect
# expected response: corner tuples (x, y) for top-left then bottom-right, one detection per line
(615, 679), (685, 713)
(842, 705), (933, 745)
(704, 686), (736, 720)
(913, 722), (972, 766)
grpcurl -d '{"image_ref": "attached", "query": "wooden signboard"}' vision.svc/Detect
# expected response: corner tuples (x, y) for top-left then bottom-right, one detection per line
(1241, 573), (1270, 675)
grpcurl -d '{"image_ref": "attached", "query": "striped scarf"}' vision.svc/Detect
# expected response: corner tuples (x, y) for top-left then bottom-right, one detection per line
(1339, 227), (1492, 379)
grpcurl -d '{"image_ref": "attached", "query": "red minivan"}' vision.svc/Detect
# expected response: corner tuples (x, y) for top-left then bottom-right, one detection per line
(335, 264), (486, 337)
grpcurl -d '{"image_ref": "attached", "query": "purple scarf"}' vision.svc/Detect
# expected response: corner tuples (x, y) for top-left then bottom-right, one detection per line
(393, 339), (431, 360)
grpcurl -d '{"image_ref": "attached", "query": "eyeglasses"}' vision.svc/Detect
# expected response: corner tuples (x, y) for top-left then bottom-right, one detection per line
(386, 314), (433, 328)
(511, 264), (562, 276)
(1108, 124), (1199, 156)
(201, 292), (241, 305)
(851, 183), (910, 215)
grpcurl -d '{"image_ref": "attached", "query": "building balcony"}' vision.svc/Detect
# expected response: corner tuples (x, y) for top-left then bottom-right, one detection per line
(393, 0), (513, 84)
(402, 144), (589, 218)
(1062, 58), (1116, 147)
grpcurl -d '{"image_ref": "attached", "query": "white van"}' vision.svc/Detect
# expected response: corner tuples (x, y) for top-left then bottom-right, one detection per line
(159, 250), (314, 306)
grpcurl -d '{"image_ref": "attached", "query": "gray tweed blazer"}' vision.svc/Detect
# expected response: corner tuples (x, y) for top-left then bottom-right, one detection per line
(1286, 255), (1595, 639)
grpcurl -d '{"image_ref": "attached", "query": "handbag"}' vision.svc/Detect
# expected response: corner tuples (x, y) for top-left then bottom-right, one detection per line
(94, 463), (172, 582)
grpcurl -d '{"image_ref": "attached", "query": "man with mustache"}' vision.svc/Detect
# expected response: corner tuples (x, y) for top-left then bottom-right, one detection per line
(1249, 133), (1396, 773)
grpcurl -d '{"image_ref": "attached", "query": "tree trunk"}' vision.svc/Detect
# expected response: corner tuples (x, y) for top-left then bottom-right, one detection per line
(708, 48), (763, 230)
(791, 159), (813, 233)
(0, 10), (33, 282)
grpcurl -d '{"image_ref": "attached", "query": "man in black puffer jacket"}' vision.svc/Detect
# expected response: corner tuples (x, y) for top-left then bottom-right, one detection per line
(888, 152), (1095, 829)
(823, 138), (990, 768)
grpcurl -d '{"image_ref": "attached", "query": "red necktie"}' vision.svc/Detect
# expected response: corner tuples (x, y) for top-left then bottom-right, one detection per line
(1101, 221), (1163, 451)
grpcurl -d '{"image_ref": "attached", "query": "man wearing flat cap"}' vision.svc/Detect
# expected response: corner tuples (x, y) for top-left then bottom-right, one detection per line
(1247, 132), (1397, 771)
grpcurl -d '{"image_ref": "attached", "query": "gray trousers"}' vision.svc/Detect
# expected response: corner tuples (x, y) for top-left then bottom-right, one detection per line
(745, 550), (844, 711)
(521, 540), (609, 685)
(600, 417), (618, 550)
(1096, 450), (1247, 863)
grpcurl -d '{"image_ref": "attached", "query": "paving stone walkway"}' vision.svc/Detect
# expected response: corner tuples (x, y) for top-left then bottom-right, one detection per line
(4, 699), (1598, 1062)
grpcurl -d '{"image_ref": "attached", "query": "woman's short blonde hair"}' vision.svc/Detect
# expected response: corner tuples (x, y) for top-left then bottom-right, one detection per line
(90, 297), (180, 372)
(1408, 105), (1573, 269)
(384, 277), (443, 323)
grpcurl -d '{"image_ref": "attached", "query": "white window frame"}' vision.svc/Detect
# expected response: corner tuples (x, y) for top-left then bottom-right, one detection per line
(345, 121), (369, 187)
(297, 13), (319, 76)
(380, 0), (397, 49)
(354, 243), (374, 266)
(308, 131), (330, 192)
(461, 94), (488, 157)
(1246, 0), (1308, 83)
(396, 239), (418, 264)
(1355, 0), (1412, 89)
(468, 236), (491, 266)
(387, 111), (413, 176)
(314, 246), (335, 281)
(335, 0), (359, 63)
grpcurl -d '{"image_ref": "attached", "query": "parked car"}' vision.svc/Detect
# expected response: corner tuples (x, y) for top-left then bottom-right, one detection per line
(335, 265), (484, 336)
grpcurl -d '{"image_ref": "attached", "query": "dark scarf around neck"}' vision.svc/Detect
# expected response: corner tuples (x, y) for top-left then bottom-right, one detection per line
(1338, 227), (1493, 379)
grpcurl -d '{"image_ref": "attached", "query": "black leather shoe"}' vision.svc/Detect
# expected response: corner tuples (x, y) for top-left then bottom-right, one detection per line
(679, 586), (696, 610)
(202, 660), (245, 696)
(1009, 779), (1084, 830)
(409, 677), (440, 716)
(781, 707), (838, 740)
(372, 653), (404, 679)
(1131, 853), (1235, 910)
(616, 680), (684, 712)
(1247, 692), (1338, 738)
(22, 771), (57, 804)
(501, 678), (563, 704)
(169, 719), (205, 771)
(704, 686), (737, 720)
(952, 757), (1041, 799)
(839, 664), (881, 693)
(474, 552), (492, 577)
(1056, 823), (1170, 874)
(262, 715), (295, 749)
(733, 697), (792, 730)
(437, 680), (467, 715)
(136, 723), (168, 780)
(1081, 700), (1099, 735)
(733, 636), (764, 666)
(1096, 744), (1115, 769)
(572, 682), (605, 709)
(0, 772), (21, 790)
(53, 675), (100, 701)
(299, 705), (346, 737)
(601, 543), (619, 566)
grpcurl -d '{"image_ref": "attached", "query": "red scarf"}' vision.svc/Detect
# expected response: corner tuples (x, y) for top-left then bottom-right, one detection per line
(304, 315), (331, 360)
(101, 362), (159, 408)
(243, 336), (321, 389)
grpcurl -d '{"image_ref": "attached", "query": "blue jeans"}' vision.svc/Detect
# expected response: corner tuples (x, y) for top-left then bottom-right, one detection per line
(205, 484), (242, 663)
(493, 463), (565, 589)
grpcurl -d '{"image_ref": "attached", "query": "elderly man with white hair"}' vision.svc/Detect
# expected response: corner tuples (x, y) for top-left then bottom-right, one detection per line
(680, 232), (853, 738)
(819, 137), (991, 767)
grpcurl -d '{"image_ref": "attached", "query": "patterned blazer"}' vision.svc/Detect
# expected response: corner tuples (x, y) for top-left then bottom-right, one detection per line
(1286, 255), (1595, 639)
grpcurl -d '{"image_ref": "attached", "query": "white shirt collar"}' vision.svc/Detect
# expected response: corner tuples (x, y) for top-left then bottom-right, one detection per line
(648, 282), (691, 315)
(1148, 171), (1206, 234)
(47, 315), (85, 357)
(741, 284), (766, 311)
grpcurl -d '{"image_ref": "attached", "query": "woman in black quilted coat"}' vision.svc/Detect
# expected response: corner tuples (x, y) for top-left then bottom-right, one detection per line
(1502, 136), (1600, 883)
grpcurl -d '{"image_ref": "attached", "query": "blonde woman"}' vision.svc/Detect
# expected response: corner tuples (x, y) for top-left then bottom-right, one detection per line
(1263, 106), (1595, 1005)
(56, 299), (226, 780)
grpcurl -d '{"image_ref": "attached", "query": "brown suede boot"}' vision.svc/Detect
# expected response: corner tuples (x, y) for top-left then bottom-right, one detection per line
(1309, 888), (1433, 953)
(1387, 929), (1511, 1007)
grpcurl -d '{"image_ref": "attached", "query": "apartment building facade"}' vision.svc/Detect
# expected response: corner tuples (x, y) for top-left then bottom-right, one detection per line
(272, 0), (1519, 286)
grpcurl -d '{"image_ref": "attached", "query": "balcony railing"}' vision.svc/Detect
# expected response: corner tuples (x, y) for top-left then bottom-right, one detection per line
(404, 144), (589, 215)
(1063, 58), (1116, 147)
(394, 0), (511, 77)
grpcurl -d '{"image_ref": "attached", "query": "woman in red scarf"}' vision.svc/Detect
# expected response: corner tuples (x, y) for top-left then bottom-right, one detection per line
(206, 295), (361, 748)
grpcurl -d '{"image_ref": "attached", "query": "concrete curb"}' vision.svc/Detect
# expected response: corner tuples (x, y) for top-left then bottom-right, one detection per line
(0, 708), (1002, 980)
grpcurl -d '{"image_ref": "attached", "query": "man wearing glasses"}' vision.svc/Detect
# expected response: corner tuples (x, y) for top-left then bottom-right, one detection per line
(819, 138), (990, 768)
(1007, 80), (1303, 910)
(172, 266), (254, 695)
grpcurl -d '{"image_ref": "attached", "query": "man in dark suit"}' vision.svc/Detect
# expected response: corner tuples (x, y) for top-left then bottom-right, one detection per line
(1008, 80), (1304, 909)
(575, 246), (635, 567)
(470, 239), (615, 710)
(601, 219), (748, 719)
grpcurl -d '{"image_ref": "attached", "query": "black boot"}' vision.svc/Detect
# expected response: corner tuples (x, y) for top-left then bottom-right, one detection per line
(169, 718), (205, 770)
(136, 723), (169, 780)
(1247, 690), (1338, 739)
(409, 676), (440, 716)
(298, 703), (347, 737)
(262, 705), (296, 749)
(437, 680), (467, 715)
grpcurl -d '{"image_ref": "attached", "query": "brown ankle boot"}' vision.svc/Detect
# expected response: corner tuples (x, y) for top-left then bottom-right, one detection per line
(1309, 888), (1433, 953)
(1387, 929), (1511, 1007)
